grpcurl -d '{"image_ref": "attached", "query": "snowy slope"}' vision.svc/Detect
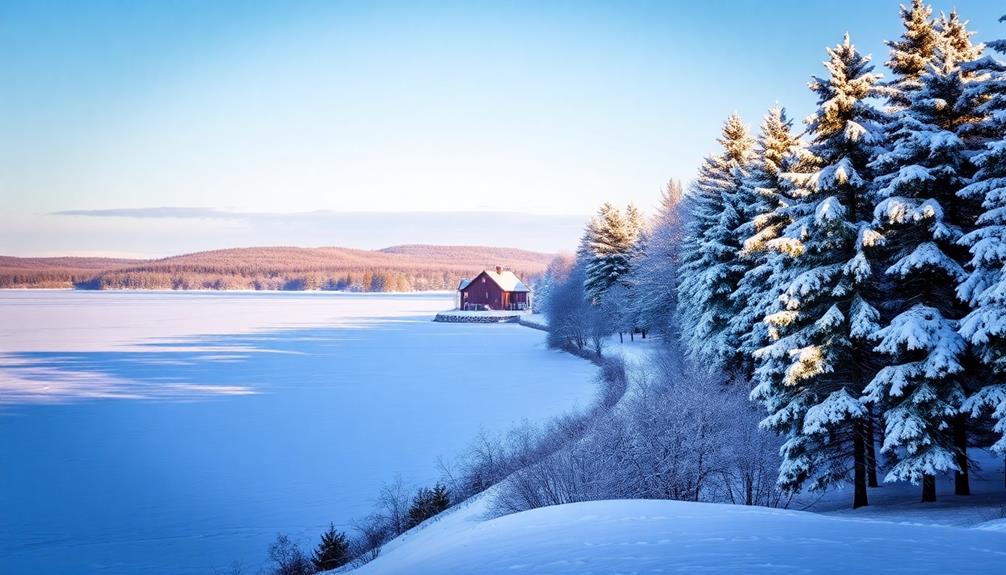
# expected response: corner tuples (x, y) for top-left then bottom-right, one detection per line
(354, 498), (1006, 574)
(351, 339), (1006, 574)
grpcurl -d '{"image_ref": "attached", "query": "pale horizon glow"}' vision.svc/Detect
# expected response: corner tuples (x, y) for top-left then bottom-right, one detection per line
(2, 0), (1004, 256)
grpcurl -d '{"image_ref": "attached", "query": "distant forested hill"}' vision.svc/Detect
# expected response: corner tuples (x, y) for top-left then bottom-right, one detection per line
(0, 245), (552, 291)
(0, 257), (141, 289)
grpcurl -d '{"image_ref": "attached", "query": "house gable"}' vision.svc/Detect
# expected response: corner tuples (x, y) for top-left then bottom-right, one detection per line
(460, 270), (496, 294)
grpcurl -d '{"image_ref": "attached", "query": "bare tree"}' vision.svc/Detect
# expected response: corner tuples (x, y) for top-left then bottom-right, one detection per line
(265, 534), (312, 575)
(376, 476), (413, 537)
(491, 348), (784, 514)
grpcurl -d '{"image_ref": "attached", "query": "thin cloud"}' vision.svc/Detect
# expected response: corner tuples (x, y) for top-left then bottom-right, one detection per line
(51, 208), (591, 225)
(36, 208), (590, 254)
(53, 208), (587, 221)
(53, 207), (242, 219)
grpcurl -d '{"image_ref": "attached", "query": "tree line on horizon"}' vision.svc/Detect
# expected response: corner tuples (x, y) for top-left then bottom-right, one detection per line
(0, 247), (549, 292)
(541, 1), (1006, 509)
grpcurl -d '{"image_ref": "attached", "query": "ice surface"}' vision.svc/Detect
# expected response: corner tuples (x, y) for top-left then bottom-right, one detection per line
(0, 291), (597, 575)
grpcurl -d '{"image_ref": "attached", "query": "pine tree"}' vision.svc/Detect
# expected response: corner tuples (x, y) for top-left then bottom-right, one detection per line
(751, 35), (886, 509)
(864, 20), (985, 501)
(625, 203), (646, 250)
(311, 524), (351, 572)
(936, 10), (984, 65)
(406, 484), (451, 529)
(582, 202), (644, 343)
(886, 0), (940, 108)
(729, 106), (804, 367)
(677, 113), (754, 371)
(622, 203), (647, 340)
(958, 15), (1006, 475)
(583, 202), (637, 302)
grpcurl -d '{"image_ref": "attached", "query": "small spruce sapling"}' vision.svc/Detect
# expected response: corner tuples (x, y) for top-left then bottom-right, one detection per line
(311, 523), (351, 572)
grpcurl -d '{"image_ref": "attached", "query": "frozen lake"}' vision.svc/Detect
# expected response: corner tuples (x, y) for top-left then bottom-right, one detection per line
(0, 291), (597, 574)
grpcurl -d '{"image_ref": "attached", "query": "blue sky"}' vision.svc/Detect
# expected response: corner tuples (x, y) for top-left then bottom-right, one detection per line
(2, 0), (1005, 256)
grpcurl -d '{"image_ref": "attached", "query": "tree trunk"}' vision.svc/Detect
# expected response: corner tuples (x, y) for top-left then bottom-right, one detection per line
(641, 329), (646, 339)
(922, 474), (936, 502)
(619, 332), (624, 343)
(865, 407), (879, 488)
(853, 423), (868, 508)
(953, 416), (970, 496)
(629, 330), (634, 342)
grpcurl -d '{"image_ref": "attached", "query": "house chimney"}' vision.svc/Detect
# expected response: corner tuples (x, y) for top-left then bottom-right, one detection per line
(495, 265), (502, 274)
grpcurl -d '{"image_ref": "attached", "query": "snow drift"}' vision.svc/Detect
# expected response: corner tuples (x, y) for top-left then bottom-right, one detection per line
(355, 498), (1006, 574)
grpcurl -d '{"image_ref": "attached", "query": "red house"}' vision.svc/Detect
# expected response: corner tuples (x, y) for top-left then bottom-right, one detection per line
(457, 266), (531, 311)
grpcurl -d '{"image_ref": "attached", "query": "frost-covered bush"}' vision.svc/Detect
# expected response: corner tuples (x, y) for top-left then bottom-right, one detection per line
(544, 262), (614, 355)
(533, 254), (575, 315)
(492, 350), (785, 514)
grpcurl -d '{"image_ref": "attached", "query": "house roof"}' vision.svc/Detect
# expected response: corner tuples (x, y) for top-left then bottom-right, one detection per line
(459, 269), (529, 292)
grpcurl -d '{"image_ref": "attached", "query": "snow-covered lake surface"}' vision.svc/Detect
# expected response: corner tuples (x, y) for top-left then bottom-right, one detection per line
(0, 290), (597, 575)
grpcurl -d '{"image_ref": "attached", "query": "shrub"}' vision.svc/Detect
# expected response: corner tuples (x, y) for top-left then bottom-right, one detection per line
(266, 534), (312, 575)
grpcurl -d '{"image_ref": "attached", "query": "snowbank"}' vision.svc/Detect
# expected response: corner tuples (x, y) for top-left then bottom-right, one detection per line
(354, 498), (1006, 574)
(977, 518), (1006, 532)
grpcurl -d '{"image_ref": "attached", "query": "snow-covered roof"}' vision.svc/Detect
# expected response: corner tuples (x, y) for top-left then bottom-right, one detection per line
(484, 269), (530, 292)
(458, 269), (530, 292)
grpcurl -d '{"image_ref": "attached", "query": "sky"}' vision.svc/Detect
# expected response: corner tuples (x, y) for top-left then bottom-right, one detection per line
(2, 0), (1005, 257)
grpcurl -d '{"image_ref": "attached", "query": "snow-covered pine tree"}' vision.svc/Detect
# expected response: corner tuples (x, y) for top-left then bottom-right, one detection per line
(958, 15), (1006, 476)
(937, 10), (984, 66)
(864, 19), (985, 501)
(576, 215), (598, 264)
(750, 35), (887, 509)
(886, 0), (940, 109)
(621, 203), (647, 340)
(729, 106), (804, 368)
(677, 114), (754, 372)
(864, 0), (941, 491)
(625, 203), (645, 249)
(632, 180), (686, 339)
(584, 202), (640, 306)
